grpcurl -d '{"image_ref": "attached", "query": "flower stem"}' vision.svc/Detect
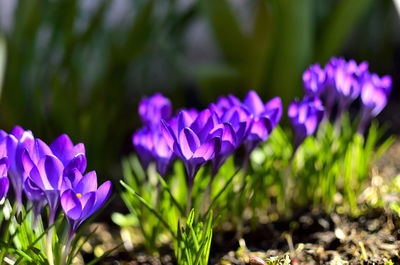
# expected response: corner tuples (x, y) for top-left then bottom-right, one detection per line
(61, 228), (74, 265)
(187, 179), (193, 215)
(47, 209), (56, 265)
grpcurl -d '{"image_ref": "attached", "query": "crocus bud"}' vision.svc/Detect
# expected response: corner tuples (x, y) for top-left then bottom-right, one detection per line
(303, 63), (326, 97)
(288, 97), (324, 151)
(358, 73), (391, 134)
(162, 109), (220, 183)
(243, 91), (282, 155)
(139, 93), (172, 126)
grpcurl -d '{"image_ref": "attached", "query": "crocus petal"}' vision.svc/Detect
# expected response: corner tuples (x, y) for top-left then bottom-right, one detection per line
(139, 93), (172, 126)
(0, 177), (9, 199)
(50, 134), (85, 167)
(288, 101), (299, 119)
(10, 126), (25, 139)
(193, 138), (219, 161)
(244, 91), (265, 116)
(21, 149), (36, 177)
(190, 109), (216, 142)
(50, 134), (74, 160)
(263, 97), (282, 126)
(24, 177), (44, 201)
(79, 192), (96, 223)
(249, 117), (272, 141)
(43, 155), (64, 190)
(75, 171), (98, 194)
(92, 181), (112, 214)
(15, 134), (35, 176)
(61, 190), (82, 220)
(29, 165), (49, 190)
(6, 135), (18, 170)
(178, 111), (197, 135)
(64, 154), (87, 175)
(161, 120), (177, 150)
(179, 128), (200, 160)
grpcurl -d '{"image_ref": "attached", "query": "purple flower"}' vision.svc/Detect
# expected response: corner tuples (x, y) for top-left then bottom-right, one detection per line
(334, 64), (360, 112)
(303, 63), (326, 97)
(20, 138), (52, 224)
(22, 151), (64, 224)
(61, 170), (111, 234)
(139, 93), (172, 126)
(132, 127), (155, 170)
(50, 134), (86, 177)
(210, 105), (252, 177)
(0, 157), (9, 201)
(209, 123), (237, 178)
(288, 97), (324, 150)
(162, 109), (220, 185)
(358, 73), (392, 134)
(151, 130), (175, 177)
(4, 126), (35, 209)
(60, 170), (111, 261)
(242, 91), (282, 154)
(132, 125), (175, 177)
(324, 57), (369, 119)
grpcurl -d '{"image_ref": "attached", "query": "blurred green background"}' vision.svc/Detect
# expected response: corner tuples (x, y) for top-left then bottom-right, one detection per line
(0, 0), (399, 181)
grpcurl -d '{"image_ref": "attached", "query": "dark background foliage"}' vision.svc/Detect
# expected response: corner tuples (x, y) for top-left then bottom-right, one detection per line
(0, 0), (399, 182)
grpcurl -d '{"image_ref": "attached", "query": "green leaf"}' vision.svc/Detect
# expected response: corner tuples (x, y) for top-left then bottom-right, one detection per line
(85, 242), (123, 265)
(120, 180), (177, 239)
(203, 168), (240, 219)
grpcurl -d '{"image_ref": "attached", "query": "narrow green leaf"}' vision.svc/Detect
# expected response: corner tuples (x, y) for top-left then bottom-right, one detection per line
(156, 174), (185, 215)
(204, 168), (240, 219)
(120, 180), (177, 239)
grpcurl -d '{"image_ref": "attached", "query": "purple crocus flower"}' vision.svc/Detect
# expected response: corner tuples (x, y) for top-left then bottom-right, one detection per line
(132, 127), (154, 170)
(20, 138), (53, 225)
(334, 64), (361, 115)
(151, 129), (175, 177)
(22, 150), (64, 224)
(50, 134), (86, 177)
(162, 109), (221, 190)
(303, 63), (326, 97)
(132, 125), (175, 177)
(139, 93), (172, 126)
(61, 170), (111, 233)
(0, 157), (9, 201)
(358, 73), (392, 134)
(60, 170), (111, 262)
(210, 105), (252, 177)
(242, 91), (282, 155)
(288, 97), (325, 151)
(4, 126), (35, 210)
(324, 57), (369, 120)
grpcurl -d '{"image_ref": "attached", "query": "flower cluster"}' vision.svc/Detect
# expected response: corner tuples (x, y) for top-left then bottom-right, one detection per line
(292, 57), (392, 147)
(0, 126), (111, 241)
(133, 91), (282, 189)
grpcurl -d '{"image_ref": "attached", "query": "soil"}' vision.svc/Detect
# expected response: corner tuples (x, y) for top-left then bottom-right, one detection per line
(80, 141), (400, 265)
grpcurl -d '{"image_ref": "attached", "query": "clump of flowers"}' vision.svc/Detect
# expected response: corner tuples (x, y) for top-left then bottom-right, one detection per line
(0, 126), (112, 265)
(132, 91), (282, 209)
(288, 96), (324, 151)
(302, 57), (391, 132)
